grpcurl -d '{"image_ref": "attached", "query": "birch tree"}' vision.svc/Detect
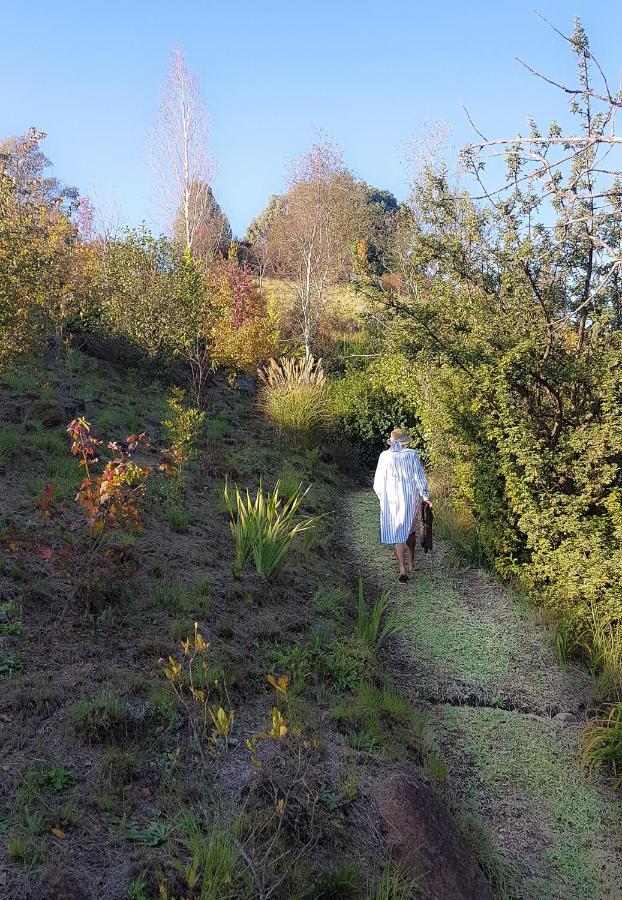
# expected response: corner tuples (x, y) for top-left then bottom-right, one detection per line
(148, 48), (214, 255)
(267, 142), (362, 359)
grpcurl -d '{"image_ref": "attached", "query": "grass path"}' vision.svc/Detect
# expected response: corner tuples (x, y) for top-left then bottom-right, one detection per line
(345, 490), (622, 900)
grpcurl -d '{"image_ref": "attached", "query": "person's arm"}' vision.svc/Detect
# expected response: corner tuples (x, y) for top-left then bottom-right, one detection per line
(373, 453), (386, 500)
(411, 451), (431, 503)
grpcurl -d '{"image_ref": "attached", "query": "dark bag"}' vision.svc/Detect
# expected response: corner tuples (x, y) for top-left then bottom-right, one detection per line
(421, 501), (433, 554)
(406, 502), (433, 555)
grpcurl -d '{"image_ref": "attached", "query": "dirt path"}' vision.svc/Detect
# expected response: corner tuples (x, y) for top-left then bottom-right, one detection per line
(345, 490), (622, 900)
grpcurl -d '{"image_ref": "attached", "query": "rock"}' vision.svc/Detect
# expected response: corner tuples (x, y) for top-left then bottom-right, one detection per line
(372, 774), (495, 900)
(553, 711), (576, 724)
(25, 399), (67, 428)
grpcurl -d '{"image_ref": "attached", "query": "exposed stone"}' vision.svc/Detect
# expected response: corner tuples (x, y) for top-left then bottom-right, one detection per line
(553, 711), (576, 724)
(372, 774), (495, 900)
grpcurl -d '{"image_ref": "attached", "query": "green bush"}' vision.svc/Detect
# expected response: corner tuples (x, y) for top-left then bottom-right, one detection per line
(330, 352), (422, 466)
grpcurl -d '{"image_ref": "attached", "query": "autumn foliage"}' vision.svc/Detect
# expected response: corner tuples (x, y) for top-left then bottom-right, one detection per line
(208, 254), (278, 372)
(67, 418), (155, 535)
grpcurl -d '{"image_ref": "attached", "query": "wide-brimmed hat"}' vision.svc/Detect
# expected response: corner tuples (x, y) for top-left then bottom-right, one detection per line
(387, 427), (413, 446)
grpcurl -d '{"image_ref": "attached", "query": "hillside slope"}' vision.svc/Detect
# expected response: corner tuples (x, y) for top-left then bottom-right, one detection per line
(0, 349), (483, 899)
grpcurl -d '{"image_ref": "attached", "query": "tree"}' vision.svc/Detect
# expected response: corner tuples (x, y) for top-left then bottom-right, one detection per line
(373, 18), (622, 647)
(173, 179), (231, 261)
(0, 130), (80, 369)
(265, 141), (364, 359)
(244, 194), (285, 287)
(0, 127), (78, 210)
(355, 183), (400, 276)
(148, 48), (215, 255)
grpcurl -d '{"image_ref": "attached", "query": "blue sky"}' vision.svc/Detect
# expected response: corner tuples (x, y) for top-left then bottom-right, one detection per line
(3, 1), (621, 236)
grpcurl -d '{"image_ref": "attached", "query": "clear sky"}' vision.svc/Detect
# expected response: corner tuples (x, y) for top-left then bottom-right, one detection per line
(3, 1), (621, 237)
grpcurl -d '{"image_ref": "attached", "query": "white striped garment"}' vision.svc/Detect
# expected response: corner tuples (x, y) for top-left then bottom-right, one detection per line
(373, 443), (430, 544)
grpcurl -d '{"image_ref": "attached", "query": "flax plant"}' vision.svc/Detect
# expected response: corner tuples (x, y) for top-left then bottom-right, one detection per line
(224, 479), (322, 578)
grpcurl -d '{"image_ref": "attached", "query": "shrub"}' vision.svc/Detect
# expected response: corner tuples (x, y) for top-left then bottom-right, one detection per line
(258, 356), (334, 447)
(330, 351), (422, 466)
(0, 135), (82, 373)
(161, 387), (206, 477)
(355, 577), (407, 652)
(224, 479), (322, 577)
(208, 256), (278, 372)
(94, 227), (189, 364)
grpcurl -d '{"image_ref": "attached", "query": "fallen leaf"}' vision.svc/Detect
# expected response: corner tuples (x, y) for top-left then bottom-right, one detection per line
(51, 827), (66, 839)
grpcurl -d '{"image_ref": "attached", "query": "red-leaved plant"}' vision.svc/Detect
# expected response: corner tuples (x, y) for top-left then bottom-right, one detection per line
(67, 418), (167, 606)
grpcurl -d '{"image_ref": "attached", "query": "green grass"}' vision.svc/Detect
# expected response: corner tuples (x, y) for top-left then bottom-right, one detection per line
(71, 689), (129, 741)
(582, 702), (622, 784)
(44, 455), (82, 501)
(5, 762), (76, 865)
(433, 495), (488, 567)
(437, 706), (622, 900)
(365, 861), (419, 900)
(206, 413), (232, 445)
(29, 425), (66, 456)
(71, 688), (179, 744)
(167, 502), (191, 533)
(332, 681), (415, 727)
(0, 425), (21, 466)
(348, 489), (621, 898)
(348, 491), (591, 710)
(314, 582), (350, 624)
(1, 368), (48, 395)
(277, 462), (305, 500)
(151, 577), (212, 615)
(169, 809), (251, 899)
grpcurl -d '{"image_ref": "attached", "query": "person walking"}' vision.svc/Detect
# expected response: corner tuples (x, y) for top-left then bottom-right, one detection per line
(373, 427), (432, 583)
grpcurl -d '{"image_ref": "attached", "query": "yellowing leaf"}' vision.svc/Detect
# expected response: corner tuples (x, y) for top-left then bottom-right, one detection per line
(51, 827), (66, 839)
(164, 656), (182, 682)
(268, 707), (287, 740)
(267, 673), (289, 697)
(194, 631), (208, 653)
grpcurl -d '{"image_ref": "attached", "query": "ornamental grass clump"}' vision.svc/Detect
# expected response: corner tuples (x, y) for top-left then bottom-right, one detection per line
(582, 702), (622, 787)
(224, 478), (322, 577)
(258, 356), (334, 448)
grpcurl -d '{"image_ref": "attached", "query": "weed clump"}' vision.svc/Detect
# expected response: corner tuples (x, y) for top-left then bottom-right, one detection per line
(71, 689), (129, 741)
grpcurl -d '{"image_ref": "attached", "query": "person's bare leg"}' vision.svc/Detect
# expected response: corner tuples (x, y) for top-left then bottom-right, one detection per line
(395, 543), (408, 579)
(406, 533), (416, 572)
